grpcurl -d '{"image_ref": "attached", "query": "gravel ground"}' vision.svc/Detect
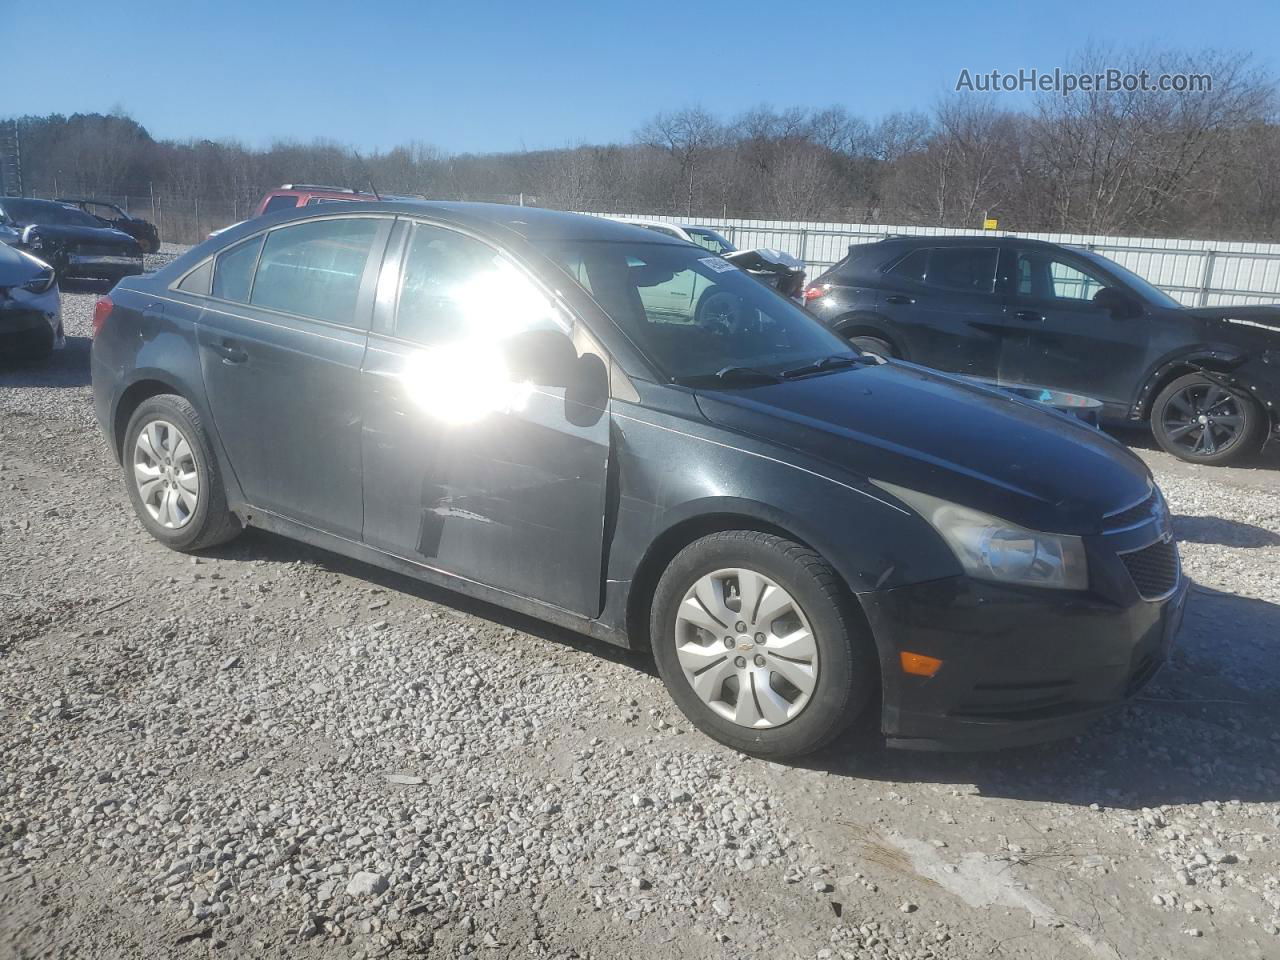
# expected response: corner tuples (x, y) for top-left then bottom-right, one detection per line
(3, 263), (1280, 959)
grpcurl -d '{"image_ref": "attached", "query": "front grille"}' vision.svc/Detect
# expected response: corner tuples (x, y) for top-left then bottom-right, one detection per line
(1104, 491), (1157, 531)
(1119, 539), (1180, 599)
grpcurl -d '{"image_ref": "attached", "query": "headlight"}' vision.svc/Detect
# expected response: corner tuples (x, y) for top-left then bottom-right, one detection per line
(21, 265), (56, 294)
(878, 482), (1088, 590)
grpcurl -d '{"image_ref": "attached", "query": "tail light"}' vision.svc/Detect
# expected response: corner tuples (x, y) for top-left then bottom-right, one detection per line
(92, 295), (114, 336)
(802, 284), (828, 303)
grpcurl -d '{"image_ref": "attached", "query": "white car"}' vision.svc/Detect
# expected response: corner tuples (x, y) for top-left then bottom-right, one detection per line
(606, 217), (808, 310)
(0, 245), (62, 361)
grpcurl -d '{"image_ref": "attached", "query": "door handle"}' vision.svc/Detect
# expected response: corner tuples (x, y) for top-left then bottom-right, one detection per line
(1015, 310), (1043, 322)
(885, 295), (915, 305)
(206, 339), (248, 364)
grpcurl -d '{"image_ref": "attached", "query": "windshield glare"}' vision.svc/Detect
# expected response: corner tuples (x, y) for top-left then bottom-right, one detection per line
(0, 199), (103, 229)
(1079, 249), (1184, 310)
(543, 240), (853, 382)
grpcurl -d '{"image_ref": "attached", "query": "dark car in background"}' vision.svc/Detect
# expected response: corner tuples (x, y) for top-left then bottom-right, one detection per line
(0, 197), (144, 284)
(57, 198), (161, 253)
(90, 203), (1184, 759)
(804, 236), (1280, 465)
(0, 243), (62, 361)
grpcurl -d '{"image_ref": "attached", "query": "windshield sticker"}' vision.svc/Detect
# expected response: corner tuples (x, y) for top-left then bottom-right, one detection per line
(699, 257), (737, 273)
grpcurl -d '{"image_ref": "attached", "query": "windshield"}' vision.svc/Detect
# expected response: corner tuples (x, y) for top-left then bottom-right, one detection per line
(0, 199), (103, 229)
(684, 227), (736, 255)
(1078, 248), (1184, 310)
(541, 240), (854, 382)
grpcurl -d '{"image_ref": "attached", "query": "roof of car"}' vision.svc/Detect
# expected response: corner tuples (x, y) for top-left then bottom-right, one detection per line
(869, 234), (1063, 248)
(277, 201), (689, 245)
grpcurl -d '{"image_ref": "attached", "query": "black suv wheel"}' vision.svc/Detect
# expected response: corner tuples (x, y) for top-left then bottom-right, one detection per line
(1151, 373), (1266, 465)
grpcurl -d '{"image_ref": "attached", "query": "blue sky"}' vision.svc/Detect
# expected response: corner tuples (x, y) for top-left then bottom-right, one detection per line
(4, 0), (1277, 154)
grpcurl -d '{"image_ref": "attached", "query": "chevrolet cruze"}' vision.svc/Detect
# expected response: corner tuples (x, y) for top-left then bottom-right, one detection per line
(90, 203), (1186, 758)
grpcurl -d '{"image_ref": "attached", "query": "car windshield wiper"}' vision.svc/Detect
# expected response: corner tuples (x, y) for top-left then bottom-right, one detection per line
(676, 366), (783, 386)
(779, 354), (867, 379)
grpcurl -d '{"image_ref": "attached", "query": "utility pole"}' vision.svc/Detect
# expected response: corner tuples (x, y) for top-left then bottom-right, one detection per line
(0, 120), (22, 197)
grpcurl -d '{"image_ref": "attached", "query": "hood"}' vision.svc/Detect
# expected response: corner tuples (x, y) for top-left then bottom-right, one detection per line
(694, 362), (1151, 536)
(1183, 304), (1280, 334)
(25, 223), (140, 249)
(0, 244), (52, 286)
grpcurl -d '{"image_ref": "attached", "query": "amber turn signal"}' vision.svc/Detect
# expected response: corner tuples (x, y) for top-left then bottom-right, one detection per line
(899, 651), (943, 677)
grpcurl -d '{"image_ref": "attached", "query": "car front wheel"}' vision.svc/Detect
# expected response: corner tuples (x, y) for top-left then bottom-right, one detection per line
(123, 394), (241, 551)
(1151, 373), (1266, 466)
(650, 531), (877, 759)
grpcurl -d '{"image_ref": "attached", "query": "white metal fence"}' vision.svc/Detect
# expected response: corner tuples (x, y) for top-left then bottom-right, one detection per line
(595, 213), (1280, 308)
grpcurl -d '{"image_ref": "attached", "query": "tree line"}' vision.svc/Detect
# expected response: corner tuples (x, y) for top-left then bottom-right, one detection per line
(7, 47), (1279, 244)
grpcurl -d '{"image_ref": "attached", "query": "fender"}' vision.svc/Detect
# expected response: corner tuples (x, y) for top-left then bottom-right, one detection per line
(1130, 345), (1254, 420)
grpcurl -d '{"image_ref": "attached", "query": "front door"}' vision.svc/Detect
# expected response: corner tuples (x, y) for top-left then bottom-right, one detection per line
(360, 219), (610, 616)
(998, 247), (1150, 409)
(196, 215), (389, 538)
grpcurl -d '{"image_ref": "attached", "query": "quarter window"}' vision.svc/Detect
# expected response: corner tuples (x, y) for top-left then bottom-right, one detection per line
(395, 222), (562, 344)
(211, 235), (263, 303)
(249, 217), (379, 325)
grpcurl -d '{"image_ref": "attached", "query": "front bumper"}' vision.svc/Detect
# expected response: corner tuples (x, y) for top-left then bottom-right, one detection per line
(861, 570), (1186, 751)
(64, 254), (144, 279)
(0, 292), (62, 350)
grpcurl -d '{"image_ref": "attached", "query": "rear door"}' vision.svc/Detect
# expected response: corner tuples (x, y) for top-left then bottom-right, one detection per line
(195, 215), (390, 538)
(359, 218), (611, 616)
(878, 245), (1007, 377)
(997, 246), (1150, 407)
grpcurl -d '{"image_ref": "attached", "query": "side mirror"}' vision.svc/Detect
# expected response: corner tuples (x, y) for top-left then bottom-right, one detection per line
(503, 327), (579, 387)
(1093, 286), (1142, 320)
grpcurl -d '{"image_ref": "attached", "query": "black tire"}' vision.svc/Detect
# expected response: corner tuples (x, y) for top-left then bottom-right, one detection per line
(846, 335), (896, 359)
(122, 394), (241, 551)
(650, 531), (877, 759)
(1150, 372), (1266, 466)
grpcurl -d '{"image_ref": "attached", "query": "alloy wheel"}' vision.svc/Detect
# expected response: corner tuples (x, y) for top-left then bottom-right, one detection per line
(673, 567), (818, 728)
(133, 420), (200, 529)
(1160, 383), (1247, 458)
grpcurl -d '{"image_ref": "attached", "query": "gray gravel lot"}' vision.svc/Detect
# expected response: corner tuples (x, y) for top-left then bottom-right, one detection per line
(2, 262), (1280, 959)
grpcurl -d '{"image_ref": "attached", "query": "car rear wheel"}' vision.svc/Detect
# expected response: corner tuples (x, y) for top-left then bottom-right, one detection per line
(846, 335), (896, 359)
(650, 531), (877, 759)
(1151, 373), (1266, 466)
(123, 394), (241, 551)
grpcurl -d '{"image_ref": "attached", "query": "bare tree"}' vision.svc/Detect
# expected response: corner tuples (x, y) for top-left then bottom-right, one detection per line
(636, 107), (721, 215)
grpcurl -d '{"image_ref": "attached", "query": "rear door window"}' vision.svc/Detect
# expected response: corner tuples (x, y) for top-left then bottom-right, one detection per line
(211, 235), (263, 303)
(249, 217), (379, 325)
(925, 247), (999, 293)
(884, 248), (929, 284)
(262, 194), (301, 214)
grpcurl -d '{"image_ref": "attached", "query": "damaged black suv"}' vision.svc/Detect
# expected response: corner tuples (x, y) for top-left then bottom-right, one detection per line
(804, 236), (1280, 465)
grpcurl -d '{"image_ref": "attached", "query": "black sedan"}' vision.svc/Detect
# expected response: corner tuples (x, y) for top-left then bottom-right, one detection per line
(804, 236), (1280, 465)
(90, 203), (1184, 758)
(0, 197), (144, 283)
(57, 197), (161, 253)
